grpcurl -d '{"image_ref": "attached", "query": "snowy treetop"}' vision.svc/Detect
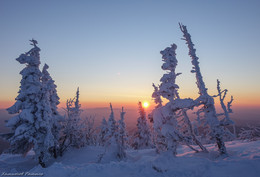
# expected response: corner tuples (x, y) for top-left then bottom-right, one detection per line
(16, 39), (41, 66)
(160, 44), (178, 71)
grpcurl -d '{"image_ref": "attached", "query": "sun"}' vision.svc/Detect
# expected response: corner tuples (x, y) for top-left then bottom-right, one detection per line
(143, 101), (149, 108)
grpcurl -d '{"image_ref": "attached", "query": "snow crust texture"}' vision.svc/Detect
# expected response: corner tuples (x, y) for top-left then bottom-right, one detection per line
(1, 140), (260, 177)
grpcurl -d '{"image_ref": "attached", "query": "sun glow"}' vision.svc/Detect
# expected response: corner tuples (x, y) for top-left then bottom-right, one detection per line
(143, 101), (149, 108)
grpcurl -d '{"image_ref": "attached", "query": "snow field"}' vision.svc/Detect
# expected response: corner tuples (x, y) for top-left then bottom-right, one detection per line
(1, 140), (259, 177)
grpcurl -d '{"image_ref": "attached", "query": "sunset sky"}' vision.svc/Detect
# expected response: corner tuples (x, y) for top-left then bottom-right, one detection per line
(0, 0), (259, 110)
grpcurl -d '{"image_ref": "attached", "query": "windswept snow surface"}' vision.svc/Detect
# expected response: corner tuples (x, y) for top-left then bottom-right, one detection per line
(1, 140), (260, 177)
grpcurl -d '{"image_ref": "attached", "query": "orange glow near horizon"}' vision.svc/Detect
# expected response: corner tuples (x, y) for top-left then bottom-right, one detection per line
(56, 100), (147, 109)
(0, 93), (259, 110)
(1, 100), (259, 110)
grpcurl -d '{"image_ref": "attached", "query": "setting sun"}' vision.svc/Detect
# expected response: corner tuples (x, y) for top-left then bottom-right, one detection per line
(143, 101), (149, 108)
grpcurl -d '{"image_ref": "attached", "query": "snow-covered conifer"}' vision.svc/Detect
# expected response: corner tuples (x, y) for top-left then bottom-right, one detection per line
(83, 116), (97, 145)
(60, 88), (85, 155)
(42, 64), (60, 117)
(35, 76), (55, 167)
(99, 104), (126, 161)
(98, 118), (109, 146)
(238, 125), (260, 141)
(69, 88), (85, 148)
(152, 83), (163, 108)
(117, 107), (127, 159)
(148, 83), (162, 123)
(5, 40), (55, 167)
(152, 44), (181, 155)
(133, 102), (152, 149)
(106, 103), (117, 139)
(148, 84), (166, 152)
(159, 44), (181, 102)
(41, 64), (62, 158)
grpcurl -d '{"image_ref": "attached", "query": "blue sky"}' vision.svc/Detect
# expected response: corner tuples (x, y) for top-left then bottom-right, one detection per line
(0, 0), (259, 108)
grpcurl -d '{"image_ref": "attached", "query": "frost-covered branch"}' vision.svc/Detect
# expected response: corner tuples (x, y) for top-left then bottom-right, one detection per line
(215, 80), (236, 138)
(152, 83), (163, 108)
(227, 96), (234, 113)
(216, 79), (234, 126)
(179, 23), (227, 155)
(179, 23), (207, 96)
(181, 109), (208, 152)
(148, 83), (163, 123)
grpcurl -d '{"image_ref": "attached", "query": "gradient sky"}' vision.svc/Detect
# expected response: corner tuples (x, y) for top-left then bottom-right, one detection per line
(0, 0), (259, 110)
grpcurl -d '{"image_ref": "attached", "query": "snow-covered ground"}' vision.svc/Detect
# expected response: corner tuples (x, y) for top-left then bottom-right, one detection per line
(1, 140), (260, 177)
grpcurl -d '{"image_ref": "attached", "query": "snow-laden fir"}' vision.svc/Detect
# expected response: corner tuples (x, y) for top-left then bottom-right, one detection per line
(132, 102), (152, 150)
(3, 40), (59, 167)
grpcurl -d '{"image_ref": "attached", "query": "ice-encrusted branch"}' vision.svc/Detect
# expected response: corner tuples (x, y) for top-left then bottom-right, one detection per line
(179, 23), (207, 96)
(182, 109), (208, 152)
(75, 87), (80, 110)
(149, 83), (163, 123)
(215, 80), (236, 137)
(170, 95), (208, 111)
(216, 80), (234, 125)
(227, 96), (234, 113)
(179, 23), (227, 155)
(30, 38), (38, 47)
(152, 83), (163, 108)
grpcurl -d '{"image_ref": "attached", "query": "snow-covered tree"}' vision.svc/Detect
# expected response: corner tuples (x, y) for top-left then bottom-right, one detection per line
(106, 103), (117, 140)
(152, 83), (163, 108)
(35, 76), (55, 167)
(60, 88), (85, 155)
(41, 63), (62, 158)
(148, 83), (162, 123)
(117, 107), (127, 159)
(151, 42), (207, 155)
(4, 40), (55, 167)
(133, 102), (152, 149)
(159, 44), (181, 102)
(83, 116), (97, 145)
(98, 118), (109, 146)
(98, 104), (126, 161)
(214, 79), (236, 139)
(41, 64), (60, 117)
(179, 23), (227, 155)
(148, 84), (166, 152)
(68, 88), (85, 148)
(151, 44), (181, 155)
(238, 125), (260, 141)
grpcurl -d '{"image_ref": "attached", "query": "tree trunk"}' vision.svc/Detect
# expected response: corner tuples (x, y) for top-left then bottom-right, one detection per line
(38, 152), (46, 168)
